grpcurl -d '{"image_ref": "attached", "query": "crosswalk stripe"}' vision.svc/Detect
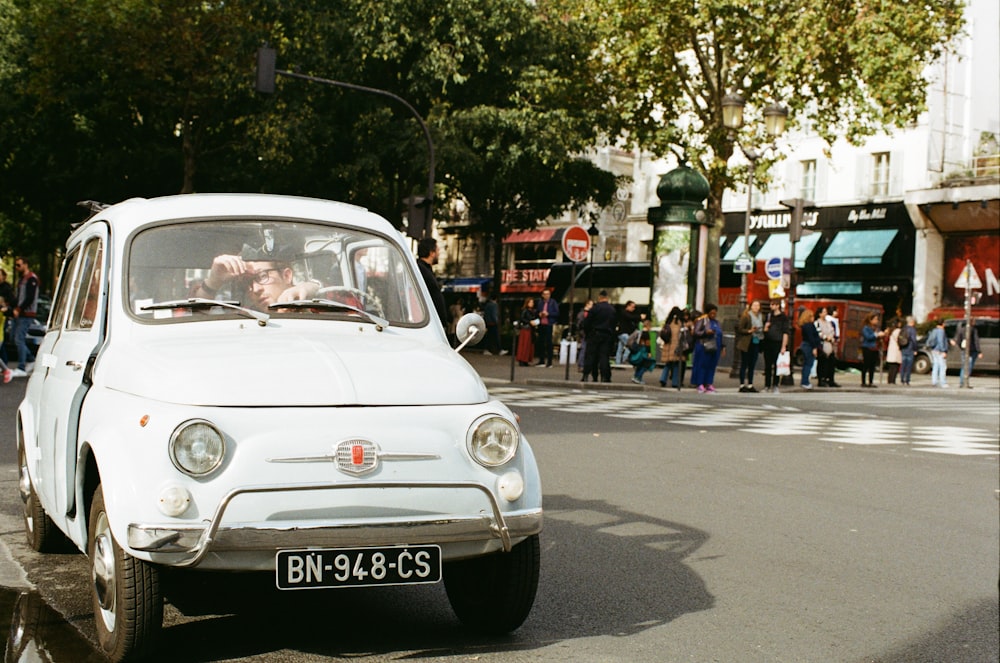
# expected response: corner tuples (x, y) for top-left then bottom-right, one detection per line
(490, 386), (999, 457)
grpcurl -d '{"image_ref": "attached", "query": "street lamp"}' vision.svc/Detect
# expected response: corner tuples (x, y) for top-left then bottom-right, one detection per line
(723, 93), (787, 379)
(721, 94), (788, 312)
(587, 221), (600, 300)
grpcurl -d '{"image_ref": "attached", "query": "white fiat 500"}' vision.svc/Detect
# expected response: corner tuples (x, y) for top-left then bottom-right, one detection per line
(16, 194), (542, 662)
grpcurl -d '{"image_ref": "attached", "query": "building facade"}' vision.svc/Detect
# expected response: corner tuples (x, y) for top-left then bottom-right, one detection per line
(431, 0), (998, 327)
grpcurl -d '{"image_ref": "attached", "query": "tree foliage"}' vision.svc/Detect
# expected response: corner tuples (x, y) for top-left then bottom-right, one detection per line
(0, 0), (616, 288)
(554, 0), (965, 300)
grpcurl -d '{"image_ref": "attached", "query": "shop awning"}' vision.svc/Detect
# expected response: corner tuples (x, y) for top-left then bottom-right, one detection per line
(441, 276), (492, 294)
(822, 229), (898, 265)
(503, 227), (566, 244)
(544, 262), (652, 301)
(796, 281), (863, 295)
(723, 235), (758, 261)
(753, 232), (823, 268)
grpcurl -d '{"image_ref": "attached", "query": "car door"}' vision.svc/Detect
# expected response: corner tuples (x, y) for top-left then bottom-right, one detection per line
(35, 226), (108, 518)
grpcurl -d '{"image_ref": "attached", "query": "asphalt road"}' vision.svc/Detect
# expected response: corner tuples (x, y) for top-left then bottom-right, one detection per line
(0, 376), (997, 662)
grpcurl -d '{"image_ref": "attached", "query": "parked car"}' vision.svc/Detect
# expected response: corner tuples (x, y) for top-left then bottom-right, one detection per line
(16, 194), (542, 661)
(912, 317), (999, 374)
(2, 296), (50, 362)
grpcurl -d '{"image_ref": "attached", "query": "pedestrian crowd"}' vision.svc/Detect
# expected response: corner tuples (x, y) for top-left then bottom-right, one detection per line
(8, 238), (983, 395)
(476, 290), (981, 393)
(1, 257), (40, 383)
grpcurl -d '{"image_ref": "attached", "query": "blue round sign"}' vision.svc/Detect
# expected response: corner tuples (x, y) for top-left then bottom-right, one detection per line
(765, 257), (784, 280)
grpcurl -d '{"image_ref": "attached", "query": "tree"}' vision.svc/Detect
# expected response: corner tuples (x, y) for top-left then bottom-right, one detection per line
(276, 0), (618, 284)
(0, 0), (267, 276)
(1, 0), (619, 284)
(555, 0), (965, 301)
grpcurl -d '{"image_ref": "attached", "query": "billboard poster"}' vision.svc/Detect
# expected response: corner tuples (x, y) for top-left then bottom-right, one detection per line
(943, 234), (999, 308)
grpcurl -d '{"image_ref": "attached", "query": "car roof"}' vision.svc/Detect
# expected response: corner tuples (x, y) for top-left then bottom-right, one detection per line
(72, 194), (393, 247)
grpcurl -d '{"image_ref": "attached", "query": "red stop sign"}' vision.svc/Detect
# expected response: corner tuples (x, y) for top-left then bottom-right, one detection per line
(562, 225), (591, 262)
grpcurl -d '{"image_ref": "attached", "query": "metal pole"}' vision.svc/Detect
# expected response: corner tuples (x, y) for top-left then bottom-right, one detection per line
(963, 259), (973, 388)
(730, 155), (756, 378)
(565, 261), (577, 381)
(274, 68), (436, 236)
(739, 159), (756, 312)
(786, 237), (797, 386)
(510, 323), (518, 382)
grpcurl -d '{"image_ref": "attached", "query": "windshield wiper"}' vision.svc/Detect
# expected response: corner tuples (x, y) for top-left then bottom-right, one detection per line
(270, 299), (389, 330)
(141, 298), (270, 325)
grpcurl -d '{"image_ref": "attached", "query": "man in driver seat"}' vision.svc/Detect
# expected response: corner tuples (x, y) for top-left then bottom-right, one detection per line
(193, 243), (318, 311)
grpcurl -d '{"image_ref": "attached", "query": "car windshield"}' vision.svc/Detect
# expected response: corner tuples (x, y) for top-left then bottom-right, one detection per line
(127, 219), (428, 326)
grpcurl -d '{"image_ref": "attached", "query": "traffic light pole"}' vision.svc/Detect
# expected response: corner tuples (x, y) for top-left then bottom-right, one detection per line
(256, 46), (435, 238)
(779, 198), (815, 375)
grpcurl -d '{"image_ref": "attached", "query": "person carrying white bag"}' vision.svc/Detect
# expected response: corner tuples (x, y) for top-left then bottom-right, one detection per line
(762, 298), (791, 394)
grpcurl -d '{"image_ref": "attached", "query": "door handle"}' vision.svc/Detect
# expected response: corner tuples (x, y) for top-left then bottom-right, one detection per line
(66, 361), (84, 371)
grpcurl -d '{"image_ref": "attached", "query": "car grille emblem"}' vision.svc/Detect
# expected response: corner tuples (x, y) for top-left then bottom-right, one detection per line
(336, 439), (378, 475)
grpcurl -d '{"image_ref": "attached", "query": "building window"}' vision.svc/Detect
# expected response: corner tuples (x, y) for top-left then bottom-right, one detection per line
(801, 160), (816, 200)
(872, 152), (890, 197)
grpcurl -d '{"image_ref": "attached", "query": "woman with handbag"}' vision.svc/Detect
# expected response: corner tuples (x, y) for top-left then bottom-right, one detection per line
(860, 313), (885, 388)
(515, 297), (538, 366)
(762, 299), (790, 393)
(736, 300), (764, 392)
(657, 307), (686, 390)
(885, 319), (903, 384)
(691, 303), (725, 393)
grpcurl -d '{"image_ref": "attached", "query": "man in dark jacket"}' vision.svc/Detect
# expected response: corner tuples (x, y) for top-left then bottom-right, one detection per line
(952, 319), (982, 388)
(582, 290), (617, 382)
(762, 298), (790, 393)
(615, 300), (640, 365)
(10, 257), (40, 377)
(416, 238), (447, 332)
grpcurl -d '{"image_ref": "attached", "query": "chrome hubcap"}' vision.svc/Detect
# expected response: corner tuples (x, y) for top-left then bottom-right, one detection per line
(18, 449), (33, 536)
(92, 513), (117, 630)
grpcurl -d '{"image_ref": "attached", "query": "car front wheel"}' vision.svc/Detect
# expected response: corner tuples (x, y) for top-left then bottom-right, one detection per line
(89, 484), (163, 663)
(444, 534), (540, 634)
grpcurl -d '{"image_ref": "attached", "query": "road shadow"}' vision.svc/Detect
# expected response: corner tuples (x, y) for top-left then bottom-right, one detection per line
(146, 493), (713, 661)
(863, 597), (1000, 663)
(0, 493), (713, 661)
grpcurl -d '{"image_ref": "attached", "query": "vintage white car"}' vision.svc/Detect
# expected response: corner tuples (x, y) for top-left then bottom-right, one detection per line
(16, 194), (542, 662)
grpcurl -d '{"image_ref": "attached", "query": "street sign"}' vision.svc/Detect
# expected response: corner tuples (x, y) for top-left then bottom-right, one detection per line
(954, 262), (983, 289)
(765, 256), (784, 280)
(734, 253), (754, 274)
(562, 225), (591, 262)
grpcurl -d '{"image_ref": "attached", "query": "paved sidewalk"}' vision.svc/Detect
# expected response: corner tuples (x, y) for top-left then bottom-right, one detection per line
(463, 349), (1000, 395)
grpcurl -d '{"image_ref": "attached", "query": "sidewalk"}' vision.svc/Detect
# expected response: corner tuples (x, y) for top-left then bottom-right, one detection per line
(463, 350), (1000, 395)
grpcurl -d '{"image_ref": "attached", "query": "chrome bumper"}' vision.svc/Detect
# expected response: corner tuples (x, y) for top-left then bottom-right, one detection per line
(127, 480), (542, 567)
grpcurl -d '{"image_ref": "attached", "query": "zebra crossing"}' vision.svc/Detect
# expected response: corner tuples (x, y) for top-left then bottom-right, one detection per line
(488, 386), (1000, 457)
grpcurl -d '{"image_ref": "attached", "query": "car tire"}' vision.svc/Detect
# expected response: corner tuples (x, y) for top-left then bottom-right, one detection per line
(443, 534), (540, 634)
(89, 483), (163, 663)
(913, 353), (932, 375)
(18, 442), (68, 553)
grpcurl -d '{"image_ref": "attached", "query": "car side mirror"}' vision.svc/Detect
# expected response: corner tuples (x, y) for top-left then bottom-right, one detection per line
(454, 313), (486, 352)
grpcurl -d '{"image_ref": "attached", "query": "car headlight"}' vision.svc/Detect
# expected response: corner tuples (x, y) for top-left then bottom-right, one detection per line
(466, 415), (519, 467)
(169, 419), (225, 476)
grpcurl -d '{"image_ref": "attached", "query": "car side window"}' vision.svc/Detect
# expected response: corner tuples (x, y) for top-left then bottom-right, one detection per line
(67, 238), (104, 331)
(978, 320), (998, 339)
(48, 248), (82, 333)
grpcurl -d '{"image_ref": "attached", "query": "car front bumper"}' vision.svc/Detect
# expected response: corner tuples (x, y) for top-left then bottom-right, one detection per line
(127, 480), (542, 570)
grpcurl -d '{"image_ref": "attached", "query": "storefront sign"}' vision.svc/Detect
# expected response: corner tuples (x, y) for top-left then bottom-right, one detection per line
(501, 268), (550, 293)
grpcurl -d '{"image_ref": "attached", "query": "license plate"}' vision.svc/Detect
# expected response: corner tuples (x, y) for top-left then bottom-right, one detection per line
(275, 545), (442, 590)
